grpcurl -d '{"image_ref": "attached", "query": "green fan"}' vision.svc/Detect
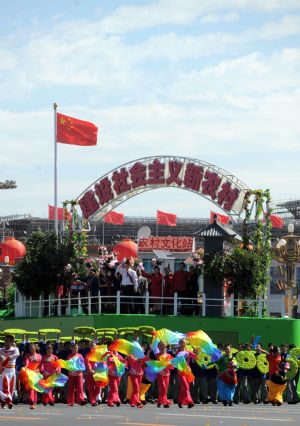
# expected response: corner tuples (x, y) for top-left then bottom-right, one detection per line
(196, 351), (211, 367)
(290, 348), (300, 367)
(286, 357), (298, 380)
(256, 354), (269, 374)
(236, 351), (256, 370)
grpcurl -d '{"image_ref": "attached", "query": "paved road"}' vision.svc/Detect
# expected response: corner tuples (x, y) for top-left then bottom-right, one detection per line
(0, 403), (298, 426)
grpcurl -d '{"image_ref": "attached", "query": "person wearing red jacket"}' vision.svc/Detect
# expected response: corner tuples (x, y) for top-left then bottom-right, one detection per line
(156, 341), (174, 408)
(40, 344), (60, 406)
(0, 357), (12, 409)
(23, 344), (42, 409)
(67, 344), (86, 406)
(85, 342), (102, 406)
(127, 355), (146, 408)
(107, 351), (125, 407)
(143, 266), (163, 314)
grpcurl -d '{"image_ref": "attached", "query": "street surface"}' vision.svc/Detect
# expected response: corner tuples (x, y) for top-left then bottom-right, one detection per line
(0, 403), (297, 426)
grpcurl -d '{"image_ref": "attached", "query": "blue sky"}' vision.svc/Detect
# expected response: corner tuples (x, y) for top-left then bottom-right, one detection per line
(1, 0), (300, 219)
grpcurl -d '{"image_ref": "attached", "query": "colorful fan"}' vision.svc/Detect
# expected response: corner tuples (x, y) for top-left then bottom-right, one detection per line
(54, 357), (86, 372)
(171, 355), (194, 383)
(38, 373), (68, 389)
(186, 330), (222, 362)
(145, 357), (172, 382)
(109, 339), (144, 359)
(85, 345), (108, 362)
(152, 329), (186, 345)
(93, 362), (109, 386)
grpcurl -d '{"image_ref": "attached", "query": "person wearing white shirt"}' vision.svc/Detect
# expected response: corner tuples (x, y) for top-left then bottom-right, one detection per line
(117, 259), (138, 313)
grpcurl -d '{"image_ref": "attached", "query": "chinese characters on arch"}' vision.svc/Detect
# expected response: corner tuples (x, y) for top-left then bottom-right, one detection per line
(78, 158), (243, 219)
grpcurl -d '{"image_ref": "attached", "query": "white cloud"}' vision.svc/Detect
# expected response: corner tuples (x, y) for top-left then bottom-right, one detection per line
(201, 12), (240, 24)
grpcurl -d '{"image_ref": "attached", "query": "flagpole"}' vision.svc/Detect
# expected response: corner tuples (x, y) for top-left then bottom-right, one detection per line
(53, 103), (58, 236)
(102, 219), (105, 245)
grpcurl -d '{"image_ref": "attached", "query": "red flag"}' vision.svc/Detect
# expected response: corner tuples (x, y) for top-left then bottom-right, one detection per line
(210, 211), (230, 225)
(270, 214), (283, 229)
(48, 205), (72, 221)
(56, 113), (98, 146)
(157, 210), (177, 227)
(104, 211), (124, 225)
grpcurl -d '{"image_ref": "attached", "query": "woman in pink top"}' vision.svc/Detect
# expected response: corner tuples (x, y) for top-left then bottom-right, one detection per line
(107, 351), (126, 407)
(67, 344), (85, 406)
(23, 344), (42, 409)
(156, 341), (173, 408)
(40, 344), (59, 406)
(127, 355), (147, 408)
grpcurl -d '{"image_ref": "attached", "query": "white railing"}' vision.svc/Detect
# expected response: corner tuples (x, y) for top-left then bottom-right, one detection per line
(13, 290), (280, 318)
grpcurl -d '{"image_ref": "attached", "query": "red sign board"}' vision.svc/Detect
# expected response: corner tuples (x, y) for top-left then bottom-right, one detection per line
(138, 236), (193, 252)
(78, 158), (241, 219)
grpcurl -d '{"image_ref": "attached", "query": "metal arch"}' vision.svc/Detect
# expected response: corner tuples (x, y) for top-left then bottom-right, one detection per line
(75, 155), (253, 223)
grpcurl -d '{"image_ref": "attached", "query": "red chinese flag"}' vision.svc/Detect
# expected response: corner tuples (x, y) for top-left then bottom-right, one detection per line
(157, 210), (177, 227)
(56, 113), (98, 146)
(210, 211), (230, 225)
(270, 214), (283, 229)
(104, 211), (124, 225)
(48, 205), (72, 221)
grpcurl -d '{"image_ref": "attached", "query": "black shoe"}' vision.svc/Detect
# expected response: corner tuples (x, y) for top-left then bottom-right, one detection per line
(164, 404), (170, 408)
(116, 402), (120, 407)
(223, 401), (228, 406)
(157, 403), (161, 408)
(91, 403), (97, 407)
(178, 403), (183, 408)
(263, 401), (269, 404)
(254, 400), (259, 404)
(80, 400), (87, 406)
(188, 403), (194, 409)
(43, 403), (47, 406)
(8, 403), (13, 410)
(229, 401), (233, 406)
(243, 400), (251, 404)
(49, 402), (54, 406)
(213, 401), (218, 404)
(233, 401), (239, 404)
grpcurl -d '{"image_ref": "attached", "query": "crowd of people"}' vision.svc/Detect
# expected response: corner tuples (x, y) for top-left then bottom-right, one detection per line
(58, 256), (200, 316)
(0, 331), (299, 410)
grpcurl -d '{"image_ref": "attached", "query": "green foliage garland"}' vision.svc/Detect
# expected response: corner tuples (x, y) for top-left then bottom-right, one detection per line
(290, 348), (300, 367)
(256, 354), (269, 374)
(235, 351), (256, 370)
(286, 357), (298, 380)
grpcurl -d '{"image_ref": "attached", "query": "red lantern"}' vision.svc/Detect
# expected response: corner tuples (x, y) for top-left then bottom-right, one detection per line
(0, 237), (26, 265)
(112, 239), (137, 261)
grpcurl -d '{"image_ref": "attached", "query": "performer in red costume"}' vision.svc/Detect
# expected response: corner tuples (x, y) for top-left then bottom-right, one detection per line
(23, 344), (42, 409)
(0, 335), (19, 399)
(127, 355), (146, 408)
(40, 344), (60, 406)
(156, 341), (173, 408)
(176, 339), (196, 409)
(143, 266), (163, 314)
(107, 351), (125, 407)
(67, 344), (86, 406)
(0, 356), (12, 409)
(85, 342), (102, 406)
